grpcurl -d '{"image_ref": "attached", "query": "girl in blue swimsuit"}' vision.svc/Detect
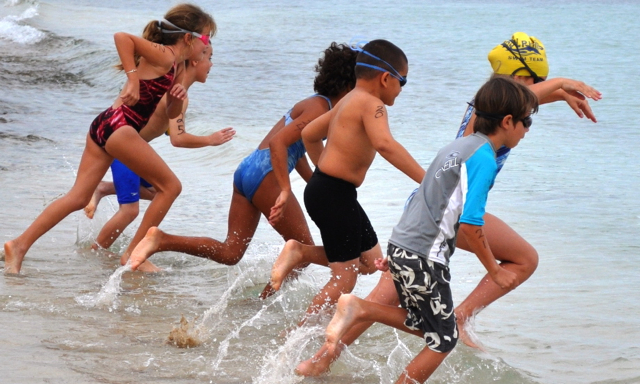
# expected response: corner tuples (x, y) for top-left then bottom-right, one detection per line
(295, 32), (602, 377)
(128, 42), (358, 296)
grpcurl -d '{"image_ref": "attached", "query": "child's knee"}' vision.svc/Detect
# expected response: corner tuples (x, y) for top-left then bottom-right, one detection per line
(119, 204), (140, 221)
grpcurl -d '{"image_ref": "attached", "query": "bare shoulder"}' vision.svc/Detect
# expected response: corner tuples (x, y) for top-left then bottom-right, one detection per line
(293, 94), (331, 113)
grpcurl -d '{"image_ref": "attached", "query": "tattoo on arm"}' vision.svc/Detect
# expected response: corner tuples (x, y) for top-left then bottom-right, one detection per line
(475, 228), (487, 249)
(375, 105), (385, 118)
(176, 115), (185, 135)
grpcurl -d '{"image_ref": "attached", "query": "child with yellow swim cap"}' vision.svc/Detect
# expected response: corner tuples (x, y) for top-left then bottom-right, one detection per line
(295, 31), (603, 378)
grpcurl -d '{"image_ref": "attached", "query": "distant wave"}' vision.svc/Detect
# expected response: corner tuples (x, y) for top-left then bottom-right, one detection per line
(0, 5), (46, 44)
(0, 131), (55, 143)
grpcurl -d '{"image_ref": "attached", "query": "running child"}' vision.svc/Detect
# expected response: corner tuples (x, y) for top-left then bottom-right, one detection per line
(3, 3), (215, 274)
(84, 44), (235, 261)
(269, 39), (425, 325)
(296, 31), (602, 377)
(127, 42), (359, 297)
(317, 75), (537, 384)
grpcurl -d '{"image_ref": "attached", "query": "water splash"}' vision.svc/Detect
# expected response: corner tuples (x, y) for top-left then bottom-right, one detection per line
(165, 261), (266, 349)
(211, 295), (284, 372)
(253, 324), (324, 384)
(75, 264), (131, 310)
(0, 6), (46, 44)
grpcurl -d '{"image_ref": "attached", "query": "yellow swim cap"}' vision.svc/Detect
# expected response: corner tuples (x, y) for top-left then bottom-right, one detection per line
(488, 32), (548, 78)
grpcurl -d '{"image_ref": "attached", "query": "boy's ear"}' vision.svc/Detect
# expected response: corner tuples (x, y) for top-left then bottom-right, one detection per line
(501, 114), (515, 130)
(380, 71), (391, 88)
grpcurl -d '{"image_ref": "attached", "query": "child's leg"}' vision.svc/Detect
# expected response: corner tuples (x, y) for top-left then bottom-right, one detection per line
(84, 181), (115, 219)
(298, 258), (360, 327)
(4, 134), (112, 274)
(296, 269), (399, 376)
(104, 127), (181, 268)
(251, 172), (315, 298)
(323, 295), (449, 384)
(395, 347), (449, 384)
(93, 202), (140, 249)
(270, 242), (330, 291)
(454, 212), (538, 347)
(129, 188), (262, 270)
(251, 172), (314, 246)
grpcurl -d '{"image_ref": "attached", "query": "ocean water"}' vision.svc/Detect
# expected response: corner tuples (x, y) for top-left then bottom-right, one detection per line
(1, 0), (639, 383)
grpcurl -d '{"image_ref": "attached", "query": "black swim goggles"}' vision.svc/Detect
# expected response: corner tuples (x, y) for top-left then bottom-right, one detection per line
(501, 39), (545, 84)
(474, 107), (533, 129)
(354, 50), (407, 87)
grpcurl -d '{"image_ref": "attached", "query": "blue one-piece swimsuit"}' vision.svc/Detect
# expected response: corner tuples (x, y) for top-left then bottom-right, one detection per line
(233, 94), (332, 202)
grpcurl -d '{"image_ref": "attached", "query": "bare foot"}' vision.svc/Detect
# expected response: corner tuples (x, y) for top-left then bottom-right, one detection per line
(4, 239), (26, 275)
(259, 281), (276, 300)
(84, 181), (110, 219)
(134, 260), (162, 273)
(456, 315), (484, 350)
(128, 227), (163, 271)
(325, 294), (364, 356)
(270, 240), (305, 291)
(295, 343), (342, 377)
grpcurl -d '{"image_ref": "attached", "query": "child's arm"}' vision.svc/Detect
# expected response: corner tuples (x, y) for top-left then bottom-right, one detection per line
(168, 98), (235, 148)
(530, 78), (601, 119)
(165, 64), (188, 119)
(540, 89), (598, 122)
(113, 32), (176, 106)
(295, 158), (313, 183)
(301, 111), (332, 165)
(363, 104), (425, 183)
(268, 106), (323, 225)
(458, 223), (518, 290)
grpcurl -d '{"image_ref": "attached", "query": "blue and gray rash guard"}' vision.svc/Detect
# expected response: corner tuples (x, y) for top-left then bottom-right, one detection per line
(389, 133), (497, 266)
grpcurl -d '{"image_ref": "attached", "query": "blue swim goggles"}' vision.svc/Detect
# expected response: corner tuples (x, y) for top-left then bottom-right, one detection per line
(353, 49), (407, 87)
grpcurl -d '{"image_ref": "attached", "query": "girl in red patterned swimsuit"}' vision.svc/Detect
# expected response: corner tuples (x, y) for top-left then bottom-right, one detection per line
(4, 3), (215, 274)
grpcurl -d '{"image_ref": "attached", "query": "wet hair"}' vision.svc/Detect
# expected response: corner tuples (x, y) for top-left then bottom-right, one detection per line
(354, 39), (407, 80)
(313, 42), (358, 97)
(143, 3), (216, 46)
(472, 74), (539, 135)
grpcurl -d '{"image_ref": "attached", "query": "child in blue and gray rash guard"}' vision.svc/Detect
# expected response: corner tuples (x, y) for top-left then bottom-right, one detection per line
(318, 75), (539, 384)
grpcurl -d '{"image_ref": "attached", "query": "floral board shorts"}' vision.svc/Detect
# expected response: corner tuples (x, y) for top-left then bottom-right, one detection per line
(387, 243), (458, 353)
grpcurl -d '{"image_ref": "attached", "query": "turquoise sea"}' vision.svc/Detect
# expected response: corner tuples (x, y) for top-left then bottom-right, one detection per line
(1, 1), (639, 383)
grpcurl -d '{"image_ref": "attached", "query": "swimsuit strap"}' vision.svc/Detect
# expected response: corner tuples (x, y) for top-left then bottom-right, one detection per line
(313, 94), (333, 110)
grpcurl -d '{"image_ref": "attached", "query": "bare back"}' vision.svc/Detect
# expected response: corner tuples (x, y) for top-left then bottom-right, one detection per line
(317, 89), (386, 187)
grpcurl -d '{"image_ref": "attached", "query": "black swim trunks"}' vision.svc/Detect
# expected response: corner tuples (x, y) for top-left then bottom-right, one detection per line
(304, 168), (378, 263)
(387, 243), (458, 353)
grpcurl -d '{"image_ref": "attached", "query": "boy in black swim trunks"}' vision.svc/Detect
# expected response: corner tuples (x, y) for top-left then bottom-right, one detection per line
(269, 39), (425, 326)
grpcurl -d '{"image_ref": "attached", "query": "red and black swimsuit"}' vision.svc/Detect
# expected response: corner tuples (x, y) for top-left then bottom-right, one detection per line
(89, 64), (175, 147)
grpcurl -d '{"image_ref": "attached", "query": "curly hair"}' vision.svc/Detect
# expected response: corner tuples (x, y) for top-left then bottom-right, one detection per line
(313, 42), (358, 97)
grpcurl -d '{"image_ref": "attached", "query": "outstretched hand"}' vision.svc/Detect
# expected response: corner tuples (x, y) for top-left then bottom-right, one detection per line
(561, 79), (602, 102)
(268, 190), (290, 226)
(564, 93), (598, 122)
(209, 127), (236, 146)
